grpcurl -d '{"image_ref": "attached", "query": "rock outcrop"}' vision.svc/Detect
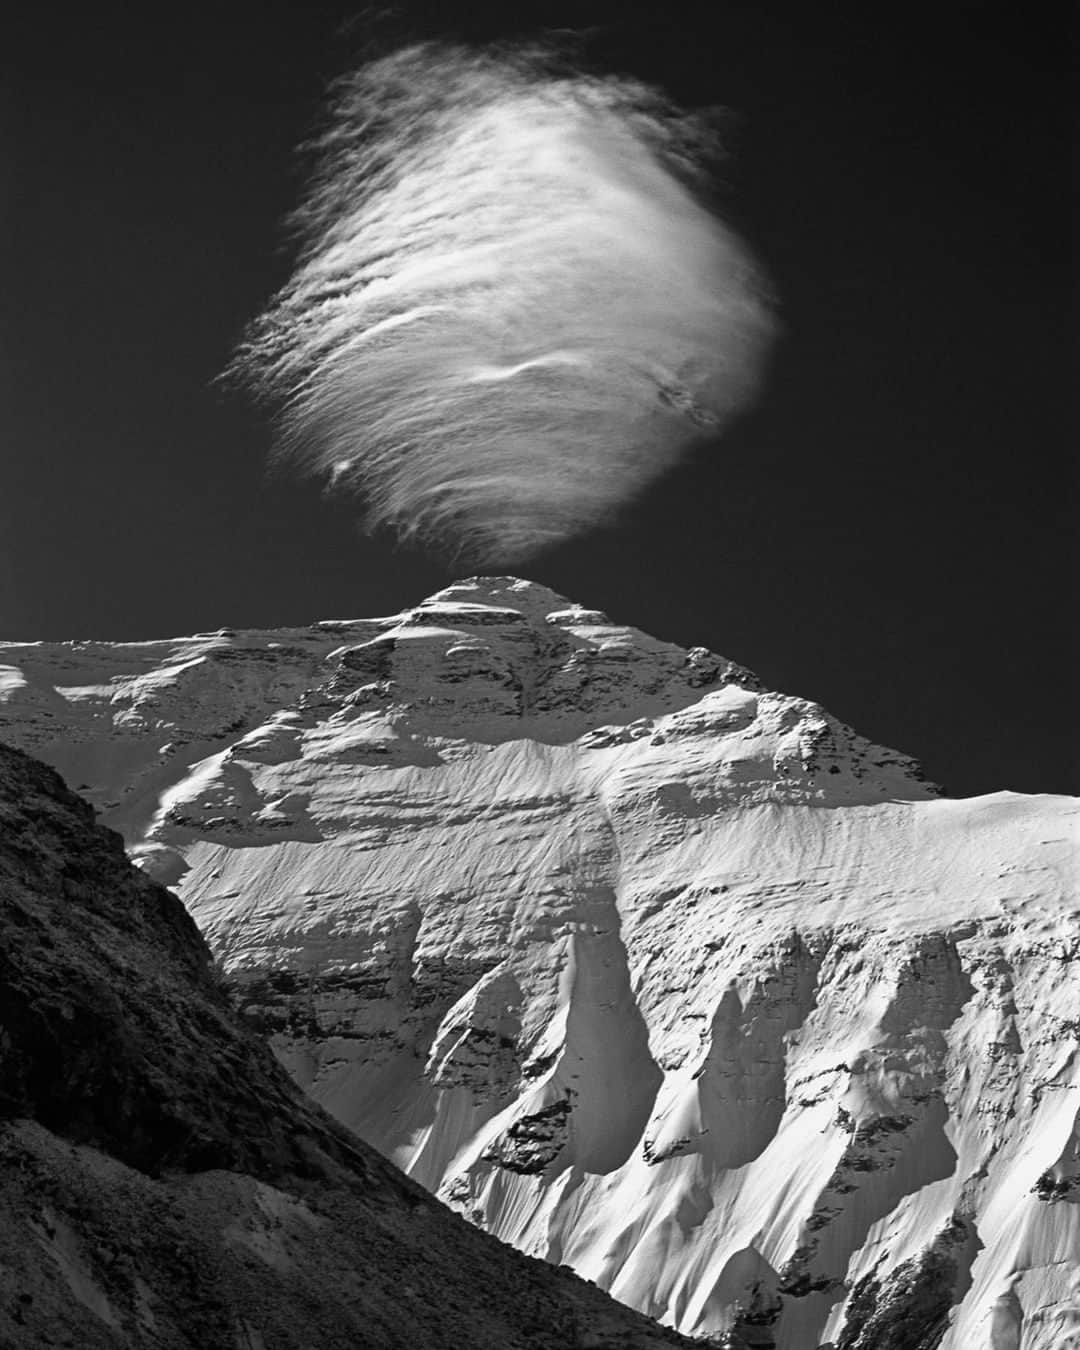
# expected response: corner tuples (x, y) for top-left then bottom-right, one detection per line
(2, 577), (1077, 1347)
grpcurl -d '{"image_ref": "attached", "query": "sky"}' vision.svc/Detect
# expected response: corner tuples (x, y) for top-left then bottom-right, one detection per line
(1, 4), (1073, 797)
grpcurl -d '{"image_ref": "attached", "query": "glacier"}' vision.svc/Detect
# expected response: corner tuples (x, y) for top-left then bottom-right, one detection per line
(1, 576), (1076, 1348)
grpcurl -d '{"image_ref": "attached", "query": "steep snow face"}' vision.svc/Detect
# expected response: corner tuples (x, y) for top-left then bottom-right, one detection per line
(0, 739), (697, 1350)
(1, 577), (1077, 1349)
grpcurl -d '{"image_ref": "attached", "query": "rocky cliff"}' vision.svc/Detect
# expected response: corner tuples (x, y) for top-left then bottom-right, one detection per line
(2, 577), (1077, 1348)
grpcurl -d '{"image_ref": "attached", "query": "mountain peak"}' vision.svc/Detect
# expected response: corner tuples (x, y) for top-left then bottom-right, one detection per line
(419, 575), (579, 616)
(412, 574), (616, 631)
(0, 591), (1075, 1346)
(0, 584), (934, 854)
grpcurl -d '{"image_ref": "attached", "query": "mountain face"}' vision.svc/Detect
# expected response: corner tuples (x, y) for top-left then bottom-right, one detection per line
(2, 576), (1077, 1348)
(0, 739), (698, 1349)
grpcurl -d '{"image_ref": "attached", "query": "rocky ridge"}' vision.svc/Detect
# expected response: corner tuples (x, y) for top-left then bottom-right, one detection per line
(1, 577), (1077, 1348)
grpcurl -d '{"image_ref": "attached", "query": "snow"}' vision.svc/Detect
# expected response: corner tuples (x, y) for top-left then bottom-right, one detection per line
(0, 576), (1076, 1347)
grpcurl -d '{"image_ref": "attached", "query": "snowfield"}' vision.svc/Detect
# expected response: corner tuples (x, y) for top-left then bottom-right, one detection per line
(2, 577), (1076, 1348)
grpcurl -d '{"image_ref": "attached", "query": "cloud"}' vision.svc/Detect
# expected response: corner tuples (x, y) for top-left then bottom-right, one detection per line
(231, 42), (774, 562)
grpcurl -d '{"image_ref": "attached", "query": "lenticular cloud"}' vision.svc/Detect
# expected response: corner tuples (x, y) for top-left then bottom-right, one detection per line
(232, 42), (775, 562)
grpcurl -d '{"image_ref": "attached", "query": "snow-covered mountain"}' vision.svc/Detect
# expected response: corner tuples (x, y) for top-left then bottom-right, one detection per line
(2, 577), (1077, 1348)
(0, 739), (696, 1349)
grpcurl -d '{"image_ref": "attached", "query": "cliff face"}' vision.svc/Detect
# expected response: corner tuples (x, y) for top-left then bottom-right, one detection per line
(2, 577), (1077, 1348)
(0, 740), (696, 1350)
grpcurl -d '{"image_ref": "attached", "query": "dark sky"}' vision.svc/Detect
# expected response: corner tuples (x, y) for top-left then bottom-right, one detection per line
(1, 4), (1073, 797)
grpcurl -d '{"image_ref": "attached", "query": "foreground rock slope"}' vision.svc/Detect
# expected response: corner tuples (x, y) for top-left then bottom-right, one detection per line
(0, 740), (697, 1349)
(2, 577), (1078, 1347)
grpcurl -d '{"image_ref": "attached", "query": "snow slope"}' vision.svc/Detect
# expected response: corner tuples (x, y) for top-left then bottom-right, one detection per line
(2, 577), (1077, 1348)
(0, 739), (696, 1350)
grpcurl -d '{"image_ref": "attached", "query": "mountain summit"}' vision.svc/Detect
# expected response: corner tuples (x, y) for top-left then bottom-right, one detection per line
(1, 578), (1076, 1348)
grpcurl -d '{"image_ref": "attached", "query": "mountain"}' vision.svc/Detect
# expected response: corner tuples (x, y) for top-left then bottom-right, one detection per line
(0, 738), (699, 1349)
(2, 576), (1077, 1348)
